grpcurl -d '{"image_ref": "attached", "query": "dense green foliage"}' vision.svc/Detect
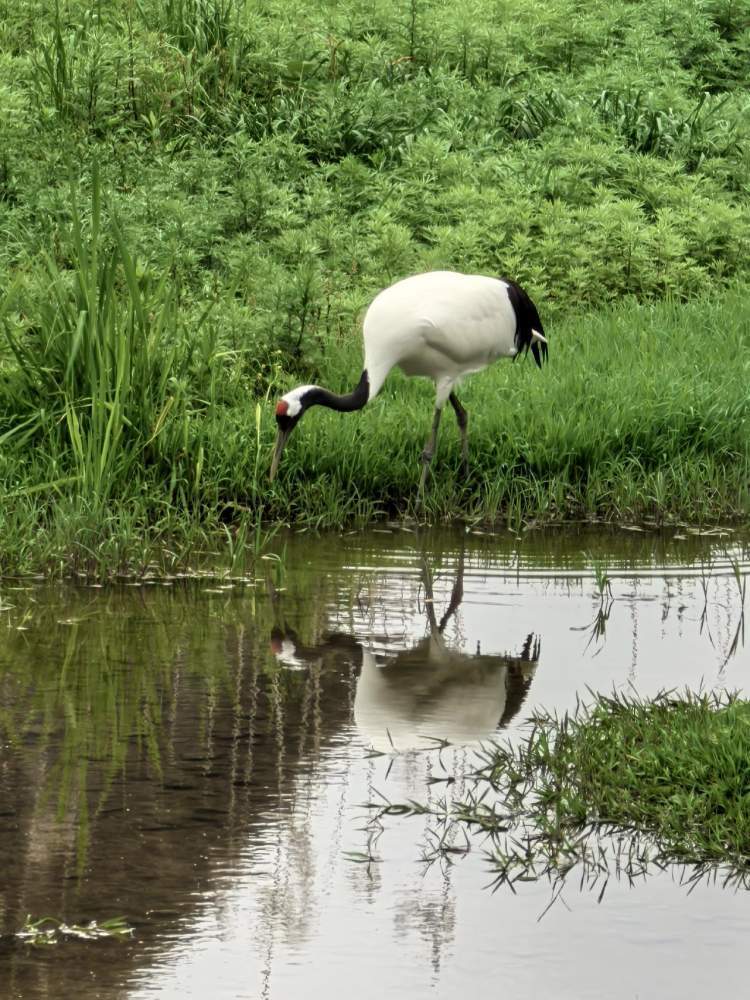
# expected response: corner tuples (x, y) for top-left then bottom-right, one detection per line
(1, 0), (749, 571)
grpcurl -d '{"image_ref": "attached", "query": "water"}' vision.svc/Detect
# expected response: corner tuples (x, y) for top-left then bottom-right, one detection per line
(0, 526), (748, 999)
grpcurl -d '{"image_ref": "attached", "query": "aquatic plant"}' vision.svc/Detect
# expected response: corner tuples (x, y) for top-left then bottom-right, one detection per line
(15, 915), (133, 946)
(365, 688), (750, 893)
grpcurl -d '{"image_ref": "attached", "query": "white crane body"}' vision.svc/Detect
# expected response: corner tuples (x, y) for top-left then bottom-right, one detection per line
(362, 271), (522, 404)
(270, 270), (548, 486)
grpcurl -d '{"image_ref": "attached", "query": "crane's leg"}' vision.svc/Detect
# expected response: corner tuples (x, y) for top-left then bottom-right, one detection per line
(437, 543), (465, 632)
(418, 406), (443, 494)
(448, 392), (469, 475)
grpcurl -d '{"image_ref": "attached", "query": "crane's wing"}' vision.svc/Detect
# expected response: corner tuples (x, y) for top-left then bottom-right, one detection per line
(362, 272), (547, 391)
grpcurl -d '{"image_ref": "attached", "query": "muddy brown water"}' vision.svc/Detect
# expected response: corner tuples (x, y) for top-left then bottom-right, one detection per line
(0, 526), (748, 999)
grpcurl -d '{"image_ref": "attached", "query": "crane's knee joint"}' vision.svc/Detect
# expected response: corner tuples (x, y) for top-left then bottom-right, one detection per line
(421, 448), (434, 465)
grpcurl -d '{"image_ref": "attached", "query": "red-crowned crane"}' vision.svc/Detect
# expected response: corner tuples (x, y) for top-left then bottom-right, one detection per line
(269, 270), (548, 488)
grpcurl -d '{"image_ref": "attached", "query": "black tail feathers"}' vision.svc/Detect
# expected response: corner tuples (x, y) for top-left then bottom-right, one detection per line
(504, 278), (548, 369)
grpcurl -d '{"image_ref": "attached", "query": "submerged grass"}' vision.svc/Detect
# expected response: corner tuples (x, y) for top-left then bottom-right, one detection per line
(367, 689), (750, 892)
(488, 690), (750, 873)
(14, 915), (133, 947)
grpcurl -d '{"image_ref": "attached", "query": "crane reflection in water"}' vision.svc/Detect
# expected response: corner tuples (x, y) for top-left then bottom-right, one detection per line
(270, 548), (541, 751)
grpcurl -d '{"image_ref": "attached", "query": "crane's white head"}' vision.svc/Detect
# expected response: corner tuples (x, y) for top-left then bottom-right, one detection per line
(270, 385), (318, 481)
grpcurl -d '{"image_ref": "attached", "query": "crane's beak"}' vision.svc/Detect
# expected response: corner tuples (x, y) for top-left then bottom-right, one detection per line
(269, 427), (291, 482)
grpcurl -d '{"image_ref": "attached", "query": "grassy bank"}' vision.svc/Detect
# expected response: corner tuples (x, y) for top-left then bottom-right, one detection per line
(1, 242), (749, 575)
(368, 690), (750, 890)
(1, 0), (749, 572)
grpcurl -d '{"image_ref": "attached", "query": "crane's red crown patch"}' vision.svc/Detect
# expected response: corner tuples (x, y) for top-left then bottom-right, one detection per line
(275, 400), (289, 416)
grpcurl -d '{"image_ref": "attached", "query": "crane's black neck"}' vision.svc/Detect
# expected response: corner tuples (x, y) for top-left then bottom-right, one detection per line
(304, 370), (370, 413)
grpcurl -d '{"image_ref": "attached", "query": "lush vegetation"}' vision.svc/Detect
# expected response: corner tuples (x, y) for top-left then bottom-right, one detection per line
(1, 0), (749, 572)
(369, 689), (750, 891)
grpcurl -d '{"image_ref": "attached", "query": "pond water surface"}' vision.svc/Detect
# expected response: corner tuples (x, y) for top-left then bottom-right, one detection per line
(0, 526), (748, 999)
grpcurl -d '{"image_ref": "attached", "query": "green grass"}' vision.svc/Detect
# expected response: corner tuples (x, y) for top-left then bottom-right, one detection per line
(269, 285), (750, 525)
(0, 0), (749, 573)
(1, 264), (749, 575)
(368, 689), (750, 891)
